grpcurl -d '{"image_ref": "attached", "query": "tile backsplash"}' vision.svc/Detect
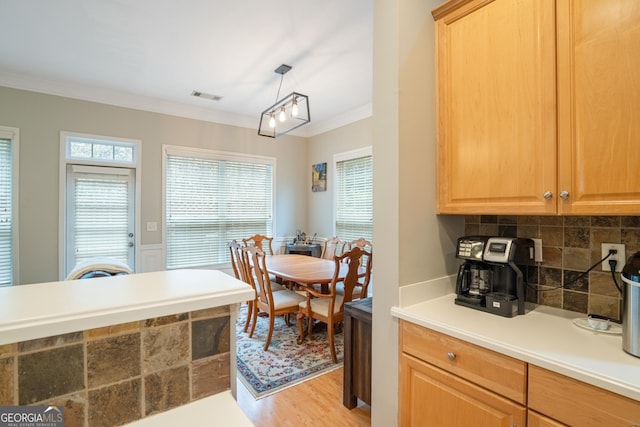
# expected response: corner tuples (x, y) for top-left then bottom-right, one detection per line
(464, 215), (640, 320)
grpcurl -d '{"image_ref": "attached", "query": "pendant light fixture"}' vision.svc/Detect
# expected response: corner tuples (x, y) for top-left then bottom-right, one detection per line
(258, 64), (310, 138)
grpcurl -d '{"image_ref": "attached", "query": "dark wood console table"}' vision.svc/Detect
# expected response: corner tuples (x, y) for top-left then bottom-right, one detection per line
(284, 242), (321, 257)
(343, 297), (372, 408)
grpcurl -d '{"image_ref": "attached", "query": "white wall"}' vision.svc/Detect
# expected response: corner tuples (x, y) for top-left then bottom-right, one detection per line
(372, 0), (464, 425)
(0, 86), (309, 285)
(307, 117), (372, 237)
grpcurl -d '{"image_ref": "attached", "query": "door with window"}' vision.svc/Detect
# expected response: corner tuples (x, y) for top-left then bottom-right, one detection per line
(65, 165), (136, 276)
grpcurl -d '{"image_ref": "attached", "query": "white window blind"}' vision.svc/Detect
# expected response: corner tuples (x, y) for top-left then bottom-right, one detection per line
(335, 154), (373, 243)
(68, 166), (132, 267)
(165, 152), (273, 269)
(0, 137), (13, 286)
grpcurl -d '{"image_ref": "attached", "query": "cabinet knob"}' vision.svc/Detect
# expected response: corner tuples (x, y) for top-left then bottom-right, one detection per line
(560, 190), (570, 199)
(543, 191), (553, 200)
(447, 352), (456, 361)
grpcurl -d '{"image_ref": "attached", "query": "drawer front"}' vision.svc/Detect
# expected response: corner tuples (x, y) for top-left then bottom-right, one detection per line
(528, 411), (567, 427)
(529, 365), (640, 427)
(400, 321), (526, 404)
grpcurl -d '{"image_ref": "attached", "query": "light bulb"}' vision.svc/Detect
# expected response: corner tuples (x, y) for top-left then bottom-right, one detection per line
(292, 98), (299, 117)
(279, 106), (286, 122)
(269, 113), (276, 128)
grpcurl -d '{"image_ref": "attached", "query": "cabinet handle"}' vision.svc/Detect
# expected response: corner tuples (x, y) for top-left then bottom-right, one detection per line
(543, 191), (552, 200)
(559, 190), (570, 199)
(447, 352), (456, 361)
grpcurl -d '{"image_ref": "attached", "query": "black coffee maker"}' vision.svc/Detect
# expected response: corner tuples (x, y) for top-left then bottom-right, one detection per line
(455, 236), (535, 317)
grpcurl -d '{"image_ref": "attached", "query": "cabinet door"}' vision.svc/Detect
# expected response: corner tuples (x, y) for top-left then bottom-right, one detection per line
(399, 353), (526, 427)
(434, 0), (556, 214)
(557, 0), (640, 214)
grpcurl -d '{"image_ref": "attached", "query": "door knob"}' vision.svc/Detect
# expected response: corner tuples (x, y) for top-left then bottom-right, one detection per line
(447, 352), (456, 361)
(559, 190), (570, 199)
(543, 191), (552, 200)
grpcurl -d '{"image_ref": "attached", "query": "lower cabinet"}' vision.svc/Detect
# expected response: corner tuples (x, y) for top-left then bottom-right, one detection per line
(399, 320), (640, 427)
(399, 353), (525, 426)
(529, 365), (640, 427)
(528, 411), (567, 427)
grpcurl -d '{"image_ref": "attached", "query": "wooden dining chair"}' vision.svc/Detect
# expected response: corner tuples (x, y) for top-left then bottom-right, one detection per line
(320, 237), (346, 260)
(244, 245), (306, 351)
(229, 240), (257, 333)
(230, 240), (286, 333)
(242, 234), (276, 255)
(296, 245), (372, 363)
(336, 238), (373, 298)
(347, 237), (373, 254)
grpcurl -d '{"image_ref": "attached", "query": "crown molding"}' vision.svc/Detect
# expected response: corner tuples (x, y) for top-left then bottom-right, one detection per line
(0, 71), (371, 138)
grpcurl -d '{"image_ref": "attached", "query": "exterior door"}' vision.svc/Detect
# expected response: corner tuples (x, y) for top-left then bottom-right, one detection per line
(65, 165), (136, 276)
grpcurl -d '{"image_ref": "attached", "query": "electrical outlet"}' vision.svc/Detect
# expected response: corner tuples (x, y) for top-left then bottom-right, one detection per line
(532, 238), (543, 262)
(601, 243), (625, 272)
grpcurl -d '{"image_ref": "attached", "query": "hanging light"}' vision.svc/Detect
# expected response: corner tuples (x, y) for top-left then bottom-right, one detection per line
(258, 64), (311, 138)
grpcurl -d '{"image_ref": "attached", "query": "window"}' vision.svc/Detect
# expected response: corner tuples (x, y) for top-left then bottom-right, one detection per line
(164, 146), (275, 269)
(334, 147), (373, 243)
(61, 132), (140, 278)
(0, 126), (18, 286)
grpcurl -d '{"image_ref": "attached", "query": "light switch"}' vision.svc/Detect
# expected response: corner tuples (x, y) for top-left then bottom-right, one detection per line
(146, 221), (158, 232)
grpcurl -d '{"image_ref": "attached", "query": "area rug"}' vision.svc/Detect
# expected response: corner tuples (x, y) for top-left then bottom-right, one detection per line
(236, 304), (344, 399)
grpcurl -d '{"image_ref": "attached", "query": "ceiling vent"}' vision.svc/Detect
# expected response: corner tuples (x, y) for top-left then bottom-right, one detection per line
(191, 90), (223, 101)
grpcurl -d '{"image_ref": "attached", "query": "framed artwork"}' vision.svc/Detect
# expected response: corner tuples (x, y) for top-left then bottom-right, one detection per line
(312, 162), (327, 192)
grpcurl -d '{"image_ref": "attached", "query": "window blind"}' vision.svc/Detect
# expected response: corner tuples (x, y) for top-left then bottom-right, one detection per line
(335, 155), (373, 243)
(0, 138), (13, 286)
(165, 154), (273, 269)
(70, 168), (131, 266)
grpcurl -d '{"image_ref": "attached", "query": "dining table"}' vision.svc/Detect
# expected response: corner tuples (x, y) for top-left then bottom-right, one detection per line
(265, 254), (357, 293)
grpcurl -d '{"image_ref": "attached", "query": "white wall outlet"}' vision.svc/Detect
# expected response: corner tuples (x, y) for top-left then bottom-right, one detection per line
(532, 238), (543, 262)
(146, 221), (158, 232)
(601, 243), (625, 272)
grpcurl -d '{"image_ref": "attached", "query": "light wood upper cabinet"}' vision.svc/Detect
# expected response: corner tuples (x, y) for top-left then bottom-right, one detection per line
(434, 0), (557, 214)
(433, 0), (640, 215)
(557, 0), (640, 214)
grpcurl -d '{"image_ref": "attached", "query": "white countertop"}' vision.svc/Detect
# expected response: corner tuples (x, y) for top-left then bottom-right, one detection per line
(392, 293), (640, 401)
(0, 269), (254, 346)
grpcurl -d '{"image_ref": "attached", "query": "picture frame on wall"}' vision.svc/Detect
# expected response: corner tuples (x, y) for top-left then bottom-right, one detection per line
(312, 162), (327, 192)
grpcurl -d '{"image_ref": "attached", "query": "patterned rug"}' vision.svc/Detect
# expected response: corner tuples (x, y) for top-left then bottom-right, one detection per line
(236, 304), (344, 399)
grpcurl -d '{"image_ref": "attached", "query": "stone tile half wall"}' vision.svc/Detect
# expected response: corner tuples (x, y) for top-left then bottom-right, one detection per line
(464, 215), (640, 320)
(0, 305), (232, 427)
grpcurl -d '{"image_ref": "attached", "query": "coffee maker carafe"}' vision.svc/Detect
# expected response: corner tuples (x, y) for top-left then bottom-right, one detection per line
(455, 236), (535, 317)
(455, 236), (491, 305)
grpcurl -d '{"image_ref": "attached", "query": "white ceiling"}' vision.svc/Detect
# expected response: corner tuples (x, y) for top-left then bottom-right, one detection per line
(0, 0), (373, 137)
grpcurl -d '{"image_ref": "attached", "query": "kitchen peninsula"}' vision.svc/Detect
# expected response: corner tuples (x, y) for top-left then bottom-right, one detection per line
(392, 277), (640, 426)
(0, 269), (254, 427)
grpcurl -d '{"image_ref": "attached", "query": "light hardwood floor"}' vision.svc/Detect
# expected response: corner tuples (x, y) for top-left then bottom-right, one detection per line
(236, 368), (371, 427)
